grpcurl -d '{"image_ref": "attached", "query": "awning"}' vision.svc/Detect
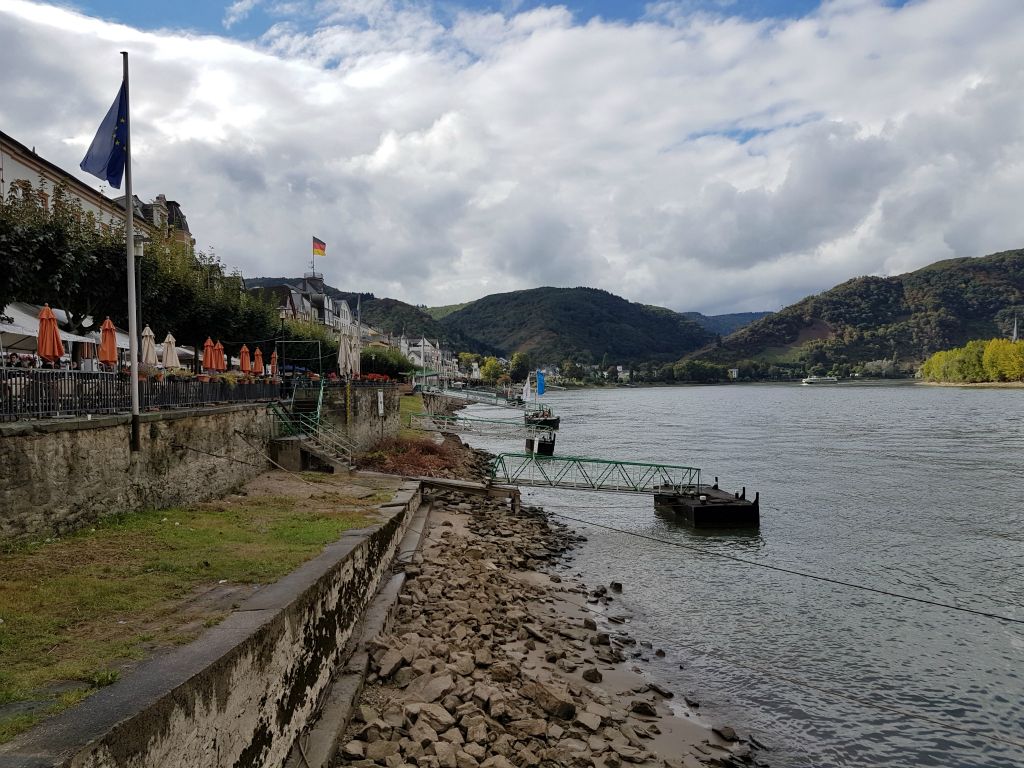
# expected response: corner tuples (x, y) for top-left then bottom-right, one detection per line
(1, 303), (96, 352)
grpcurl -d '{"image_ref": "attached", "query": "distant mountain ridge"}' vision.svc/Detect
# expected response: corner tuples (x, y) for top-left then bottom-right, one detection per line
(245, 278), (768, 363)
(438, 287), (714, 364)
(693, 249), (1024, 367)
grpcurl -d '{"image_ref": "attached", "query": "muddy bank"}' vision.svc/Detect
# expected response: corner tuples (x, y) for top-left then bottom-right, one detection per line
(337, 485), (761, 768)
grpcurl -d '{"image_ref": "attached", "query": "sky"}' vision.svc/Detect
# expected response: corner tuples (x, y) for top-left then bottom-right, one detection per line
(0, 0), (1020, 315)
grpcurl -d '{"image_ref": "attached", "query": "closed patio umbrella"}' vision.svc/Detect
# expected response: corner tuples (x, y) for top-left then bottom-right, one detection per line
(140, 325), (159, 367)
(98, 317), (118, 366)
(252, 347), (264, 376)
(214, 341), (226, 371)
(202, 337), (214, 371)
(37, 304), (65, 363)
(270, 350), (278, 376)
(239, 344), (251, 374)
(162, 333), (181, 369)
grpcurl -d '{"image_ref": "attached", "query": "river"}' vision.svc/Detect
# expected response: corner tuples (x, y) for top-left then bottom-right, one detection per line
(460, 382), (1024, 768)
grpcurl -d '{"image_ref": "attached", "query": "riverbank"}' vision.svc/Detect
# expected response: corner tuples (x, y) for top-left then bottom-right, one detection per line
(918, 380), (1024, 388)
(340, 481), (758, 767)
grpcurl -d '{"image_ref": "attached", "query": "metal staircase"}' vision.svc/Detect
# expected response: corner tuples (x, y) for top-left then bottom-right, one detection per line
(271, 385), (357, 465)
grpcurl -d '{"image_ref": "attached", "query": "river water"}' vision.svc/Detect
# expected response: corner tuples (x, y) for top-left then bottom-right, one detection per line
(460, 383), (1024, 768)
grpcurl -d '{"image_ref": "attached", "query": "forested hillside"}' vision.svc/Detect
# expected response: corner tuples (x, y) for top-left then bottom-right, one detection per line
(439, 287), (713, 364)
(694, 249), (1024, 371)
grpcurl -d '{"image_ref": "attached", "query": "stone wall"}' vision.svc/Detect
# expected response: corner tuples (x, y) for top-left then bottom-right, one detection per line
(319, 382), (402, 451)
(0, 404), (273, 540)
(0, 482), (423, 768)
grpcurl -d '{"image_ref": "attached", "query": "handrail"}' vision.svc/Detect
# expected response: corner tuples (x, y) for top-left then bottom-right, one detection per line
(410, 412), (553, 439)
(490, 452), (700, 494)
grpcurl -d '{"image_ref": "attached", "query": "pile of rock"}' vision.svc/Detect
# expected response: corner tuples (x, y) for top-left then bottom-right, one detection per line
(338, 490), (754, 768)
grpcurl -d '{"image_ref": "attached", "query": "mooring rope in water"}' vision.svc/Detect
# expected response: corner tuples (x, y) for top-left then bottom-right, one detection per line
(542, 510), (1024, 626)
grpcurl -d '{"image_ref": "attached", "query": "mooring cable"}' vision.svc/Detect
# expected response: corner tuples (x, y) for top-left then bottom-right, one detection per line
(542, 510), (1024, 626)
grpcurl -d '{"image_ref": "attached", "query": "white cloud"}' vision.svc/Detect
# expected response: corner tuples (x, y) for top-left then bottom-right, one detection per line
(1, 0), (1022, 316)
(224, 0), (262, 29)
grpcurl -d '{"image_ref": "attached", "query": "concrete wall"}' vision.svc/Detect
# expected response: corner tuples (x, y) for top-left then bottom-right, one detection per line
(0, 404), (273, 540)
(0, 482), (423, 768)
(319, 382), (402, 451)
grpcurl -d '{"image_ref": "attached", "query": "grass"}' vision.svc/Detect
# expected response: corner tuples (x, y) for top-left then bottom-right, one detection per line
(399, 393), (425, 438)
(0, 485), (376, 743)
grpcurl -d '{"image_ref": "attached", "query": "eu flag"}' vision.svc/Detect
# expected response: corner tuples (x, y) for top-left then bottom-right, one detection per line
(80, 83), (128, 188)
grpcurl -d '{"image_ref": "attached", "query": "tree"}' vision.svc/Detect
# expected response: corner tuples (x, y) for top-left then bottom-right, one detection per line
(361, 347), (413, 378)
(480, 356), (504, 383)
(509, 351), (532, 382)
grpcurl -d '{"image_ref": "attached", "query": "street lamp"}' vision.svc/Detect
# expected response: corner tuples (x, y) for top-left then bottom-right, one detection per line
(277, 305), (288, 380)
(133, 235), (150, 343)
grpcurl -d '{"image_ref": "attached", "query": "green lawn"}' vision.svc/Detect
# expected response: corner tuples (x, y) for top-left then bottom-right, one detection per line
(0, 482), (379, 742)
(399, 392), (425, 437)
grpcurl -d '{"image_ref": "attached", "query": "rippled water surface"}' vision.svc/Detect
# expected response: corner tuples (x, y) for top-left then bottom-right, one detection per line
(462, 383), (1024, 768)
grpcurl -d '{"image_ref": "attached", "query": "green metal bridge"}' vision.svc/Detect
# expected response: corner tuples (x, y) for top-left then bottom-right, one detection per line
(490, 452), (700, 494)
(410, 413), (553, 439)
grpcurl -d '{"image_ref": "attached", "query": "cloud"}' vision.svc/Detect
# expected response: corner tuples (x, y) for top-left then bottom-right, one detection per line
(1, 0), (1023, 316)
(224, 0), (262, 29)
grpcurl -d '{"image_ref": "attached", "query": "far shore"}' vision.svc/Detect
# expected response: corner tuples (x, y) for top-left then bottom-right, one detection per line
(917, 380), (1024, 389)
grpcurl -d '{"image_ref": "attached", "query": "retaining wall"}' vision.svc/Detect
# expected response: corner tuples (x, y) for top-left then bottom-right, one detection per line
(0, 481), (423, 768)
(0, 404), (273, 540)
(319, 383), (402, 450)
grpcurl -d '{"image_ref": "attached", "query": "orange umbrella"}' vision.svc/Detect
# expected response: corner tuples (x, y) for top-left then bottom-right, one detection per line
(270, 350), (278, 375)
(252, 347), (264, 376)
(37, 304), (65, 363)
(214, 341), (225, 371)
(239, 344), (251, 374)
(202, 337), (214, 371)
(98, 316), (118, 365)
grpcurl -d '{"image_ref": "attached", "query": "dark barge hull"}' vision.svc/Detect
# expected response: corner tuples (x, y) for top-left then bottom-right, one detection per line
(653, 485), (760, 529)
(525, 415), (560, 430)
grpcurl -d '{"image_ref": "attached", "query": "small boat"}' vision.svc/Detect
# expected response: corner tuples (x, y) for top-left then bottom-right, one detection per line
(525, 408), (560, 430)
(801, 375), (839, 385)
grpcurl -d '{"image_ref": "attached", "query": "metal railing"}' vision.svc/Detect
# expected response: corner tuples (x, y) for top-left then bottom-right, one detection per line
(490, 452), (700, 494)
(0, 368), (281, 422)
(271, 404), (356, 461)
(410, 412), (553, 439)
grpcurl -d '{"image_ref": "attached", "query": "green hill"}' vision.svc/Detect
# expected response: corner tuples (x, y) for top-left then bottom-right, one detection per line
(694, 249), (1024, 369)
(440, 287), (713, 364)
(424, 303), (469, 320)
(682, 311), (771, 336)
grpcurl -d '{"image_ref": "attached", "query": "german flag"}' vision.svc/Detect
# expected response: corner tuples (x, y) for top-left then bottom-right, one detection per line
(312, 236), (326, 257)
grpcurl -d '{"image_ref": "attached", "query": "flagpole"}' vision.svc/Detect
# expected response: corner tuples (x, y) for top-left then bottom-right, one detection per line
(122, 51), (141, 452)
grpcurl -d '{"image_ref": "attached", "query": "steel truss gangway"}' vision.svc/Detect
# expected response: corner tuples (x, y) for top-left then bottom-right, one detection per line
(490, 452), (701, 494)
(410, 413), (553, 440)
(419, 391), (524, 409)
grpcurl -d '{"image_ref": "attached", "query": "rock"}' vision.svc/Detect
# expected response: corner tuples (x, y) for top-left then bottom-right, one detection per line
(480, 756), (516, 768)
(356, 705), (380, 723)
(418, 702), (457, 730)
(489, 661), (518, 682)
(440, 727), (464, 745)
(654, 649), (665, 658)
(583, 617), (598, 630)
(463, 716), (489, 744)
(649, 682), (673, 699)
(473, 647), (493, 667)
(517, 747), (540, 766)
(378, 648), (405, 678)
(456, 751), (480, 768)
(582, 667), (603, 683)
(508, 718), (547, 737)
(342, 740), (366, 758)
(525, 624), (550, 643)
(464, 741), (488, 759)
(610, 582), (622, 593)
(629, 700), (658, 718)
(713, 725), (738, 741)
(521, 681), (577, 720)
(405, 672), (455, 703)
(434, 742), (458, 768)
(409, 721), (439, 746)
(575, 711), (602, 732)
(591, 633), (611, 646)
(365, 740), (400, 760)
(449, 652), (475, 676)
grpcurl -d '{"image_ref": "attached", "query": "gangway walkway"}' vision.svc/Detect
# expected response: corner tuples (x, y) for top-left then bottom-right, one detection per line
(423, 387), (547, 413)
(410, 413), (553, 440)
(490, 452), (700, 494)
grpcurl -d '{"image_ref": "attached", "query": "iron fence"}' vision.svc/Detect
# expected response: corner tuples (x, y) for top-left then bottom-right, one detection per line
(0, 368), (282, 422)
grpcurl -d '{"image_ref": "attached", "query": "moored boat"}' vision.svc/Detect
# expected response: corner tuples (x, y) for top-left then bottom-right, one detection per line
(801, 375), (839, 385)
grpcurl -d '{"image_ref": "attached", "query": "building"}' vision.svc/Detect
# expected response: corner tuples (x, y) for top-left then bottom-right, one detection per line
(1, 130), (193, 248)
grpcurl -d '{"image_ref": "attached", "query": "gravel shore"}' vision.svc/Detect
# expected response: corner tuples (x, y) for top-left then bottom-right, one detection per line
(336, 484), (761, 768)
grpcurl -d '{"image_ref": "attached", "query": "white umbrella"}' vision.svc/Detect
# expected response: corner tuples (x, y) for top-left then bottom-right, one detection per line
(162, 333), (181, 369)
(336, 327), (351, 376)
(140, 325), (159, 367)
(349, 330), (361, 376)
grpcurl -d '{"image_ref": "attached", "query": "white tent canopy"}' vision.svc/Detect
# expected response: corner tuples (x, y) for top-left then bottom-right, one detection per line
(1, 302), (95, 353)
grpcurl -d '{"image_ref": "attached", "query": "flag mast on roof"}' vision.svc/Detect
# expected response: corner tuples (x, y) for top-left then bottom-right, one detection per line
(80, 51), (141, 451)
